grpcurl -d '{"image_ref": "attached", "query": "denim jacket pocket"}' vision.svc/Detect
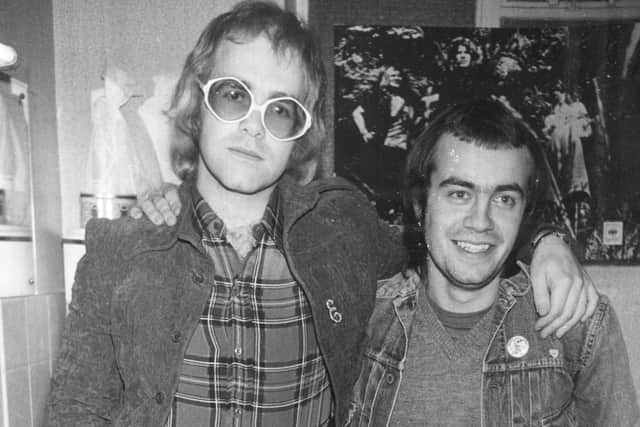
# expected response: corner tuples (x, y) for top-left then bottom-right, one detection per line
(540, 397), (578, 427)
(348, 349), (402, 427)
(484, 358), (576, 426)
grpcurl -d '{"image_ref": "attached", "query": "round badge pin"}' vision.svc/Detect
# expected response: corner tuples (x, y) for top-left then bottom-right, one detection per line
(506, 335), (529, 358)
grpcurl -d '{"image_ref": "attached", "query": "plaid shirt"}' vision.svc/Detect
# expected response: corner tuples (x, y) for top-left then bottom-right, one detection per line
(167, 186), (333, 427)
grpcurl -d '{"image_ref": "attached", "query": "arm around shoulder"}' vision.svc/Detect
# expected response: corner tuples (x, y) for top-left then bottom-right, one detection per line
(331, 179), (406, 279)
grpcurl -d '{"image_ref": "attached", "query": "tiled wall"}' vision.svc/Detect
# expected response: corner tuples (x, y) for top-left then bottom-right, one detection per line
(0, 292), (66, 427)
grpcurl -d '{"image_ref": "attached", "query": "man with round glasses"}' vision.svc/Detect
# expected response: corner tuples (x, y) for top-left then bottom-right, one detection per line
(201, 77), (312, 142)
(47, 2), (597, 426)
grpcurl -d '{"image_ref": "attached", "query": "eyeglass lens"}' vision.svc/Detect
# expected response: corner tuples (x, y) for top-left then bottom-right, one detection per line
(207, 78), (309, 139)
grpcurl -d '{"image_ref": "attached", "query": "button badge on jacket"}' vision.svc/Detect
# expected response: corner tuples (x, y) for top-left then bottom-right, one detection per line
(506, 335), (529, 358)
(326, 299), (343, 324)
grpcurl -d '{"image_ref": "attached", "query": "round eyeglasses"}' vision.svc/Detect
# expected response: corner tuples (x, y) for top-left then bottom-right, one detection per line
(200, 77), (312, 142)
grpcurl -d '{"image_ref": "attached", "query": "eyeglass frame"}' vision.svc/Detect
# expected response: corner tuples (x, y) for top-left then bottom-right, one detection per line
(199, 76), (313, 142)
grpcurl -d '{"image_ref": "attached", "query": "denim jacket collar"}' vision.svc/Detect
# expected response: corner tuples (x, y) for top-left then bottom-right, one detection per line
(377, 270), (421, 300)
(496, 262), (531, 311)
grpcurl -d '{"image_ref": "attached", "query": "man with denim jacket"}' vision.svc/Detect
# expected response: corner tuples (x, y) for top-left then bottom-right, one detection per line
(47, 3), (597, 426)
(349, 100), (639, 426)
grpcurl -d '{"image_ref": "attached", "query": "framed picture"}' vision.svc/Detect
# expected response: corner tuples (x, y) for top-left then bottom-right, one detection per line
(334, 23), (640, 263)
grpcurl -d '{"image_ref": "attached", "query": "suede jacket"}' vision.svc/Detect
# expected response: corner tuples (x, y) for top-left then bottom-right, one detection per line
(46, 177), (405, 427)
(348, 267), (639, 427)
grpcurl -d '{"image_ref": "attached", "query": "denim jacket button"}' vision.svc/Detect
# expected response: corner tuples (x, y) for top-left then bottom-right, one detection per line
(385, 373), (395, 384)
(155, 391), (165, 404)
(171, 331), (182, 343)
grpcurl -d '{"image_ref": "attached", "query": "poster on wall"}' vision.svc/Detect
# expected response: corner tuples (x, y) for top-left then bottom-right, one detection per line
(334, 23), (640, 264)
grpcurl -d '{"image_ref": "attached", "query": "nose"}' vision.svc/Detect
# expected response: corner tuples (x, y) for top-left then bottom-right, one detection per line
(240, 107), (265, 139)
(462, 198), (494, 232)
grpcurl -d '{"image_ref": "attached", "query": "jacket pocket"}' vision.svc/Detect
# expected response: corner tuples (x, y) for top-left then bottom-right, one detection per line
(540, 397), (577, 427)
(485, 359), (576, 426)
(348, 350), (403, 427)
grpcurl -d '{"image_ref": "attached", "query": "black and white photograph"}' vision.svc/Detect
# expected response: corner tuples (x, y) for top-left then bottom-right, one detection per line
(2, 1), (640, 424)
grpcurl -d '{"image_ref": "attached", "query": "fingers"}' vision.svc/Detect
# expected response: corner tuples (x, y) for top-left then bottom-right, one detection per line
(534, 275), (572, 337)
(139, 197), (167, 226)
(581, 271), (599, 322)
(153, 193), (177, 226)
(161, 183), (182, 217)
(131, 183), (181, 226)
(554, 285), (587, 338)
(533, 269), (599, 339)
(129, 205), (143, 219)
(530, 266), (550, 318)
(529, 232), (591, 338)
(536, 275), (580, 339)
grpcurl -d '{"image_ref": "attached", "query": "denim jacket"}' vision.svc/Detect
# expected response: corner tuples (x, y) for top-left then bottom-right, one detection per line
(348, 267), (639, 427)
(46, 176), (405, 427)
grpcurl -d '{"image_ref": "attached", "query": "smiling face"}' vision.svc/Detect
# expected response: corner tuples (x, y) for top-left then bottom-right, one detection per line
(196, 34), (306, 196)
(420, 133), (533, 299)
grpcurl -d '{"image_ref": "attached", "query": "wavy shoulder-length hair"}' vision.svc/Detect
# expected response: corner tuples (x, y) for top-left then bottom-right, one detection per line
(169, 0), (327, 183)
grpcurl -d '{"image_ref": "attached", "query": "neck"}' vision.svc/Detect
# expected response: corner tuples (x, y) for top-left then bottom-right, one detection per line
(425, 260), (500, 314)
(196, 171), (273, 229)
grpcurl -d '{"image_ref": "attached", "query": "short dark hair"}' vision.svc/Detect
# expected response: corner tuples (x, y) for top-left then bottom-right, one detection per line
(404, 99), (547, 263)
(169, 0), (326, 182)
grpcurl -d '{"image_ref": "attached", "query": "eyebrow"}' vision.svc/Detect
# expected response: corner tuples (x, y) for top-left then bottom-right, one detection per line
(439, 177), (525, 197)
(241, 79), (296, 100)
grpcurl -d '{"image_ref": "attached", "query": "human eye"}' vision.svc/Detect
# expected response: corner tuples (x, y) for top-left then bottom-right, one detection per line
(447, 189), (471, 203)
(224, 88), (246, 103)
(215, 81), (248, 103)
(492, 193), (519, 208)
(268, 100), (295, 119)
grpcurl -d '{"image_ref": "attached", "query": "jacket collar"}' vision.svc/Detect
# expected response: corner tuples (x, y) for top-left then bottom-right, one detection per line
(377, 269), (421, 300)
(402, 263), (531, 314)
(277, 175), (320, 236)
(175, 178), (206, 251)
(496, 262), (531, 309)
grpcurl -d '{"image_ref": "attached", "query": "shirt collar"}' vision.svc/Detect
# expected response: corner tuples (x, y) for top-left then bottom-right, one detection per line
(190, 184), (226, 238)
(190, 184), (284, 246)
(260, 187), (284, 247)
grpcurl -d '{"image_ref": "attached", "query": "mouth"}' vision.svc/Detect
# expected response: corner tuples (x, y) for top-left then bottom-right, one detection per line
(228, 147), (263, 162)
(453, 240), (492, 254)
